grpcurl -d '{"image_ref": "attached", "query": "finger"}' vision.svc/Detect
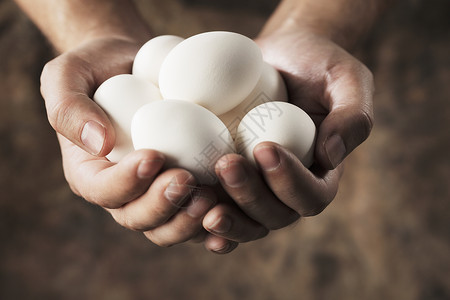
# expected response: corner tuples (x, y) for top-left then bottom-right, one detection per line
(191, 229), (209, 243)
(40, 55), (116, 156)
(204, 234), (239, 255)
(59, 134), (165, 209)
(190, 229), (239, 254)
(142, 187), (217, 247)
(203, 203), (269, 243)
(109, 169), (198, 232)
(316, 61), (375, 169)
(254, 142), (342, 216)
(215, 154), (299, 230)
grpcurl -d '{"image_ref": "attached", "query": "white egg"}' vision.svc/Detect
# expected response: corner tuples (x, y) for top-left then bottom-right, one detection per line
(131, 100), (235, 185)
(236, 101), (316, 168)
(159, 31), (263, 115)
(132, 35), (184, 86)
(219, 62), (288, 140)
(93, 74), (162, 162)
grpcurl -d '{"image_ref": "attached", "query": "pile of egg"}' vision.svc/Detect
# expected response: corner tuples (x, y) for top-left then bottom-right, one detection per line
(94, 31), (316, 184)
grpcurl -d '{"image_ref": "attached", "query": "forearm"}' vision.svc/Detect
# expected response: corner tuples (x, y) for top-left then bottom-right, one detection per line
(260, 0), (393, 50)
(15, 0), (151, 52)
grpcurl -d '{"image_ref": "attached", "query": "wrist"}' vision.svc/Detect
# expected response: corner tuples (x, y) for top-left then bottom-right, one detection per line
(57, 2), (152, 53)
(76, 27), (151, 53)
(259, 0), (389, 51)
(59, 18), (151, 53)
(16, 0), (152, 53)
(258, 11), (357, 50)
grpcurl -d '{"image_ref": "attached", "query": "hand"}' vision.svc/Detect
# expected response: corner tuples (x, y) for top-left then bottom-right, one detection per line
(257, 31), (374, 169)
(41, 36), (244, 253)
(202, 30), (374, 239)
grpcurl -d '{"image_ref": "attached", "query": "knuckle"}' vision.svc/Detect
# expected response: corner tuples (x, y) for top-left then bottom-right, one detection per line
(360, 63), (375, 86)
(291, 190), (330, 217)
(266, 212), (300, 231)
(296, 174), (339, 217)
(47, 96), (76, 135)
(115, 210), (147, 232)
(40, 59), (58, 85)
(124, 219), (144, 232)
(153, 239), (175, 248)
(259, 227), (270, 239)
(94, 197), (121, 210)
(172, 221), (201, 240)
(67, 183), (81, 197)
(251, 227), (270, 241)
(327, 60), (375, 144)
(150, 221), (202, 247)
(40, 54), (92, 137)
(298, 196), (330, 217)
(149, 204), (173, 225)
(40, 58), (63, 101)
(232, 191), (259, 209)
(126, 205), (172, 231)
(144, 231), (175, 248)
(40, 62), (51, 89)
(355, 107), (374, 143)
(60, 166), (81, 197)
(354, 65), (375, 141)
(82, 188), (107, 207)
(300, 204), (327, 217)
(266, 223), (284, 231)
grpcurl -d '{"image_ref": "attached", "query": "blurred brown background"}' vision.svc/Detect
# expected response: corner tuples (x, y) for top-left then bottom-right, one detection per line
(0, 0), (449, 299)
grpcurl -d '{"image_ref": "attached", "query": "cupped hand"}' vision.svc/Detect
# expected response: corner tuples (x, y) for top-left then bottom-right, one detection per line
(202, 30), (374, 239)
(41, 36), (254, 254)
(257, 31), (374, 169)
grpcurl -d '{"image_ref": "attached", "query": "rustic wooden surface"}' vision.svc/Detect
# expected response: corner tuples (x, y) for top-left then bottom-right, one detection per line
(0, 0), (449, 299)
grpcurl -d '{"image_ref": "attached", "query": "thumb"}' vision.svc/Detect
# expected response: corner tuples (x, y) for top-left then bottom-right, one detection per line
(315, 63), (375, 169)
(40, 56), (115, 157)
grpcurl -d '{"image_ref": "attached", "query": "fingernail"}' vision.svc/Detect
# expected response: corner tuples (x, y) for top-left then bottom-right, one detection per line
(217, 158), (247, 188)
(254, 145), (281, 171)
(164, 172), (196, 207)
(186, 191), (215, 218)
(207, 216), (232, 234)
(211, 241), (238, 254)
(325, 135), (346, 168)
(137, 159), (164, 179)
(81, 121), (105, 155)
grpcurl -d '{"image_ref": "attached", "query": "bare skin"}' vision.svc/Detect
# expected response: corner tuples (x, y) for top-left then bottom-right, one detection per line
(15, 0), (391, 254)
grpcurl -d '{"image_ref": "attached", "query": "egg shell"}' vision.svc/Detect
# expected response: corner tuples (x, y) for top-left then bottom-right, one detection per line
(236, 101), (316, 168)
(219, 62), (288, 140)
(159, 31), (263, 115)
(132, 35), (184, 86)
(93, 74), (162, 163)
(131, 100), (235, 185)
